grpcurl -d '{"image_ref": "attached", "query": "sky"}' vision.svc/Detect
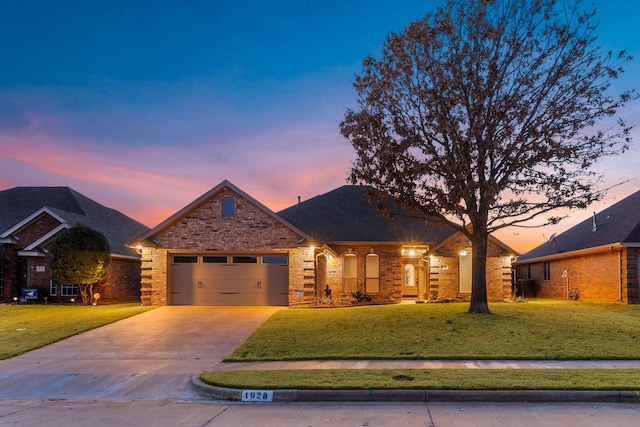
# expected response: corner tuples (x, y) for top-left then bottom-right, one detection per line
(1, 0), (639, 254)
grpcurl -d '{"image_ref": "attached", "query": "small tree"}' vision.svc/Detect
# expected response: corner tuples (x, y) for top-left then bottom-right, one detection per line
(49, 223), (111, 305)
(340, 0), (636, 313)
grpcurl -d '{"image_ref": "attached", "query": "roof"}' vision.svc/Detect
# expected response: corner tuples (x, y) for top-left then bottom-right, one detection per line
(135, 180), (314, 244)
(277, 185), (457, 244)
(0, 186), (149, 257)
(517, 189), (640, 263)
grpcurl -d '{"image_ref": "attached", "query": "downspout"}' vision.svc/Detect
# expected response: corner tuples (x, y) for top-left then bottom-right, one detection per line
(610, 246), (623, 302)
(616, 248), (623, 302)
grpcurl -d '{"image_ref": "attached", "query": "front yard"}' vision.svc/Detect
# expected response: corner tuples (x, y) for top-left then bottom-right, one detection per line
(0, 303), (155, 359)
(202, 300), (640, 390)
(226, 299), (640, 361)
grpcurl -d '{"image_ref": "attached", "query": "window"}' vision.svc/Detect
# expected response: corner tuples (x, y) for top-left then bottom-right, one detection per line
(222, 197), (235, 218)
(232, 256), (258, 264)
(173, 256), (198, 264)
(365, 254), (380, 293)
(61, 284), (78, 296)
(262, 255), (288, 264)
(343, 254), (357, 293)
(49, 279), (57, 296)
(404, 264), (416, 287)
(203, 256), (227, 263)
(543, 261), (551, 281)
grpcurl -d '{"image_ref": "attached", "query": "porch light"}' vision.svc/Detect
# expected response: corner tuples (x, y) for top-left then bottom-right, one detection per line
(460, 250), (468, 256)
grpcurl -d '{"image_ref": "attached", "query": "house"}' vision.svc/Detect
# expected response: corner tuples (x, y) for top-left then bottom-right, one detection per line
(132, 180), (517, 306)
(513, 189), (640, 304)
(0, 187), (149, 303)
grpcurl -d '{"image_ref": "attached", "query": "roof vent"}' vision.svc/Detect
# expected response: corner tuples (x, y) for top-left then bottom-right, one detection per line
(591, 212), (597, 232)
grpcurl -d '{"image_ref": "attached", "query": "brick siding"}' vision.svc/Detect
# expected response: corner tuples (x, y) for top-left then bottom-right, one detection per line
(516, 247), (639, 304)
(141, 187), (306, 306)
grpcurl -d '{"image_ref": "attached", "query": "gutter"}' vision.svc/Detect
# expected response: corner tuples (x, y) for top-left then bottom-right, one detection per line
(513, 242), (626, 265)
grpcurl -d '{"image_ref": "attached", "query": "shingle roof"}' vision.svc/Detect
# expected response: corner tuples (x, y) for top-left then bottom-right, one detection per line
(0, 187), (149, 257)
(517, 189), (640, 262)
(277, 185), (457, 243)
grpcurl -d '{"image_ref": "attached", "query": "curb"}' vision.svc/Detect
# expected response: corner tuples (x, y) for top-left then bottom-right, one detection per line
(191, 376), (640, 403)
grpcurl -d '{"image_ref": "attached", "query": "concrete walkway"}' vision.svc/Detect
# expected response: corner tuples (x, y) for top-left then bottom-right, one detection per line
(0, 306), (281, 400)
(211, 359), (640, 371)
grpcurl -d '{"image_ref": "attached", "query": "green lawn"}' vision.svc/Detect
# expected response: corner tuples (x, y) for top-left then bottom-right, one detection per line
(0, 303), (155, 359)
(201, 300), (640, 391)
(201, 369), (640, 391)
(225, 300), (640, 361)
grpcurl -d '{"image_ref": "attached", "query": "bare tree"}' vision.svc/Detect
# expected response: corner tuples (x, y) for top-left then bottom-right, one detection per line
(340, 0), (637, 313)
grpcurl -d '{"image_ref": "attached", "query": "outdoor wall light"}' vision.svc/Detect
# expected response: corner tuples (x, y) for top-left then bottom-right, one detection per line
(460, 250), (468, 256)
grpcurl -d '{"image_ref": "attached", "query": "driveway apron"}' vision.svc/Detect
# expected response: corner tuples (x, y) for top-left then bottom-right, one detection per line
(0, 306), (281, 400)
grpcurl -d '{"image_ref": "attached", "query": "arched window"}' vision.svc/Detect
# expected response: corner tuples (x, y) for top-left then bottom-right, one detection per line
(343, 254), (357, 293)
(365, 254), (380, 293)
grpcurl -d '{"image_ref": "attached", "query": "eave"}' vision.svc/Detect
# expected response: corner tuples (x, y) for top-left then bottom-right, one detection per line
(513, 242), (633, 265)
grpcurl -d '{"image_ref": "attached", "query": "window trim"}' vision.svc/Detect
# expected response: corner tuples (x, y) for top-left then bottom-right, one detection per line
(543, 261), (551, 281)
(365, 253), (380, 293)
(61, 284), (78, 296)
(343, 254), (357, 293)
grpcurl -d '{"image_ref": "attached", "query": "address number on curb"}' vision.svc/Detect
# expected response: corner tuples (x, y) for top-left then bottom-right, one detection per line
(241, 390), (273, 402)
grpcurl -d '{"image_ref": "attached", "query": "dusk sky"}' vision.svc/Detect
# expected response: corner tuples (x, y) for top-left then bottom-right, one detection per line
(1, 0), (639, 253)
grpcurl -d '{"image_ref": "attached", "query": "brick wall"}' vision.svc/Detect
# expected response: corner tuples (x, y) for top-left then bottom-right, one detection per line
(1, 213), (63, 302)
(98, 257), (141, 303)
(323, 244), (402, 303)
(429, 234), (513, 301)
(141, 187), (306, 306)
(519, 248), (634, 303)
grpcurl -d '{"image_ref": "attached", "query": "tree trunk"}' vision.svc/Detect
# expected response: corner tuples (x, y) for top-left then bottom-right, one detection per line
(468, 233), (490, 314)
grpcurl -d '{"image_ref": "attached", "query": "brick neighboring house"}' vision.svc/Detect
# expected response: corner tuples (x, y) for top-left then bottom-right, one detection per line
(513, 189), (640, 304)
(132, 180), (518, 306)
(0, 187), (149, 303)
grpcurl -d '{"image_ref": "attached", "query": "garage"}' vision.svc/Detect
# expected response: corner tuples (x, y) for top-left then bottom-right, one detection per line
(170, 254), (289, 306)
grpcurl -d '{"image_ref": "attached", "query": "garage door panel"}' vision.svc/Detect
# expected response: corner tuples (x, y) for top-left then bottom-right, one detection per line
(170, 263), (197, 305)
(170, 254), (289, 306)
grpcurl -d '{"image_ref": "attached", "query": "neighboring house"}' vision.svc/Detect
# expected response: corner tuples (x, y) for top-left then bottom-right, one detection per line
(0, 187), (149, 303)
(132, 180), (517, 306)
(513, 189), (640, 304)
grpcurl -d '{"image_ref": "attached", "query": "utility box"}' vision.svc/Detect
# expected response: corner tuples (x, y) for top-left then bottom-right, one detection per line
(515, 279), (536, 298)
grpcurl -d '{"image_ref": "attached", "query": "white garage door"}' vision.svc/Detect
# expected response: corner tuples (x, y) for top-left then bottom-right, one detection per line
(170, 254), (289, 306)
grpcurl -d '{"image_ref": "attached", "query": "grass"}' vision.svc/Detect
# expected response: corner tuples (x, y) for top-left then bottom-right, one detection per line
(225, 300), (640, 361)
(201, 369), (640, 391)
(200, 300), (640, 390)
(0, 303), (155, 359)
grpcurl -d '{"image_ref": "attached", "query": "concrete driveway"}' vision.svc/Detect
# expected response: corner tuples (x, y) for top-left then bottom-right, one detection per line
(0, 306), (281, 400)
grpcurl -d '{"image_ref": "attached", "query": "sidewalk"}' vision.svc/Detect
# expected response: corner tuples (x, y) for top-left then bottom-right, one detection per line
(192, 359), (640, 403)
(210, 359), (640, 371)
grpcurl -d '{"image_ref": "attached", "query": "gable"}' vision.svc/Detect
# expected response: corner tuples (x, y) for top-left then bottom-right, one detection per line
(0, 186), (149, 257)
(136, 180), (312, 250)
(7, 210), (65, 249)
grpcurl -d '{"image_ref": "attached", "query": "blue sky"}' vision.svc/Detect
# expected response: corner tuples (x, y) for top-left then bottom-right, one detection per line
(1, 0), (638, 252)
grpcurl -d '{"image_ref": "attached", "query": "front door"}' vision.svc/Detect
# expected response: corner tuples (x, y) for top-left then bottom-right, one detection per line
(403, 263), (418, 297)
